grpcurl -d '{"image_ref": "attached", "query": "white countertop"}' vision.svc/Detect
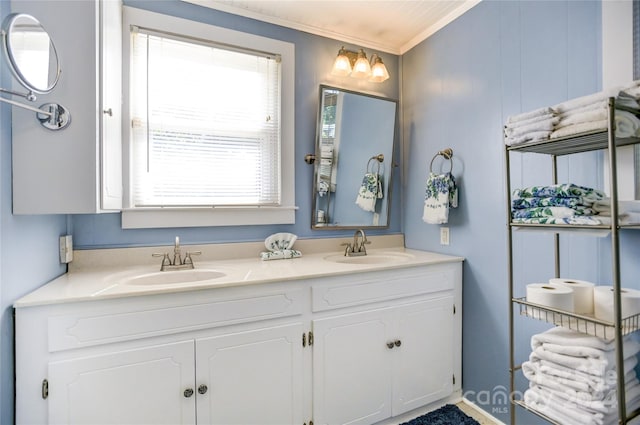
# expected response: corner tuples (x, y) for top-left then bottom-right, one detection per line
(14, 235), (463, 308)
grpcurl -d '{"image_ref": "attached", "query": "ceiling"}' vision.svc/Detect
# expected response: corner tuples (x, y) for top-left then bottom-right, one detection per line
(183, 0), (481, 55)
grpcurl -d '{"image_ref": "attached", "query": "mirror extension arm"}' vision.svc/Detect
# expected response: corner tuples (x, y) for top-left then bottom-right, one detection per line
(0, 95), (71, 130)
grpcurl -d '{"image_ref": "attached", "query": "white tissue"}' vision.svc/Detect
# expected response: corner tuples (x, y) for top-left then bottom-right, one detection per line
(593, 286), (640, 322)
(549, 278), (595, 314)
(526, 283), (574, 318)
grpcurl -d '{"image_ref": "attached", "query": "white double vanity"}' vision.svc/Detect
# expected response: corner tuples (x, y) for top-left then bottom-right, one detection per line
(14, 235), (463, 425)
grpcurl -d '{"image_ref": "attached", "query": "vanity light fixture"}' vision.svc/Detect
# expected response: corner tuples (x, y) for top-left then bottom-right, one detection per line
(331, 46), (390, 83)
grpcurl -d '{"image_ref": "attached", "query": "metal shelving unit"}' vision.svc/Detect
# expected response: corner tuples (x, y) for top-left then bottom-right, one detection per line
(506, 98), (640, 425)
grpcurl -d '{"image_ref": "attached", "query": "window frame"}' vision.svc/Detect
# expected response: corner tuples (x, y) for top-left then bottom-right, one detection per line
(121, 6), (296, 229)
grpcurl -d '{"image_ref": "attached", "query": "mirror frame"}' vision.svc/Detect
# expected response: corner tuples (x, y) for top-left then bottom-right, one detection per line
(311, 84), (398, 230)
(2, 13), (61, 95)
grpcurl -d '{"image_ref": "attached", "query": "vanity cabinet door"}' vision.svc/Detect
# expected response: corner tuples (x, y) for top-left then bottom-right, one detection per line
(312, 295), (457, 425)
(48, 340), (195, 425)
(392, 296), (455, 415)
(195, 323), (304, 425)
(312, 308), (394, 425)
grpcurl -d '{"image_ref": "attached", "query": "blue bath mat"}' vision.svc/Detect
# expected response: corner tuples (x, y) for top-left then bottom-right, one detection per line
(400, 404), (480, 425)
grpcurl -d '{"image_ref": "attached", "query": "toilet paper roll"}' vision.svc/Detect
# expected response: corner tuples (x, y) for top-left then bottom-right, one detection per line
(549, 278), (595, 314)
(594, 286), (640, 322)
(526, 283), (574, 318)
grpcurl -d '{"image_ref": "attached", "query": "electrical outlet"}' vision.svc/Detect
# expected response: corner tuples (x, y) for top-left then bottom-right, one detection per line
(440, 227), (450, 245)
(59, 235), (73, 264)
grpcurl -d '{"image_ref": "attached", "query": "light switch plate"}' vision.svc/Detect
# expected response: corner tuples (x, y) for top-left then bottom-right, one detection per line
(59, 235), (73, 263)
(440, 227), (450, 245)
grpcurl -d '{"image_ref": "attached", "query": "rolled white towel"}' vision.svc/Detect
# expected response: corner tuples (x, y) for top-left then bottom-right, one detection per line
(504, 117), (558, 137)
(536, 356), (638, 393)
(505, 112), (557, 131)
(507, 106), (556, 124)
(554, 87), (620, 114)
(558, 101), (608, 119)
(620, 212), (640, 225)
(614, 110), (640, 138)
(523, 358), (639, 402)
(556, 108), (608, 129)
(505, 130), (551, 146)
(616, 91), (640, 108)
(593, 200), (640, 216)
(524, 386), (604, 425)
(537, 378), (640, 415)
(551, 120), (608, 138)
(530, 343), (639, 377)
(531, 327), (637, 350)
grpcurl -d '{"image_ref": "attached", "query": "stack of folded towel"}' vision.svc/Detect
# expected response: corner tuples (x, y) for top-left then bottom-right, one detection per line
(504, 79), (640, 146)
(511, 183), (606, 225)
(551, 83), (640, 139)
(504, 106), (559, 146)
(592, 200), (640, 225)
(523, 327), (640, 425)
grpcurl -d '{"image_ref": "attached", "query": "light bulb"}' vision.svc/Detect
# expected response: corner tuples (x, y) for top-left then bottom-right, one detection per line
(331, 47), (352, 76)
(350, 49), (371, 79)
(369, 55), (389, 82)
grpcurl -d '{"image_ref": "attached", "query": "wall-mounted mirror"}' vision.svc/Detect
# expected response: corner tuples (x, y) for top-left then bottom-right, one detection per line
(311, 85), (397, 229)
(0, 13), (70, 130)
(3, 13), (60, 94)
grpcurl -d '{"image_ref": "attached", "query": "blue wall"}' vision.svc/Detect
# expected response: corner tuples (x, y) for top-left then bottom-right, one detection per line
(402, 1), (640, 423)
(70, 0), (402, 249)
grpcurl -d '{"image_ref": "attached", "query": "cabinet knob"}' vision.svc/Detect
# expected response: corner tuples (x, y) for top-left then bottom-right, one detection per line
(394, 340), (402, 347)
(184, 388), (194, 398)
(386, 342), (394, 349)
(198, 384), (208, 395)
(103, 108), (113, 116)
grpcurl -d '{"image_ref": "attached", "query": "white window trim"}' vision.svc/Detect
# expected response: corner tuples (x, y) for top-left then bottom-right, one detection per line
(121, 6), (296, 229)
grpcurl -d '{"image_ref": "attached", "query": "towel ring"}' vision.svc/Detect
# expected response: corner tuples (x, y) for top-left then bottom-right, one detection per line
(367, 154), (384, 174)
(429, 148), (453, 173)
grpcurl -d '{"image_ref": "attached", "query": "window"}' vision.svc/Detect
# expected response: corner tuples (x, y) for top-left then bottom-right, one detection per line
(121, 7), (295, 228)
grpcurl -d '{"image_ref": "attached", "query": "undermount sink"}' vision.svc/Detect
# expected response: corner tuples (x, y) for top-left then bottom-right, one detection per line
(123, 269), (227, 286)
(323, 252), (414, 265)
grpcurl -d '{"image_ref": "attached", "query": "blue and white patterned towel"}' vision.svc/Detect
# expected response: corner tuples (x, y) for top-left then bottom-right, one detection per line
(422, 172), (458, 224)
(355, 173), (383, 212)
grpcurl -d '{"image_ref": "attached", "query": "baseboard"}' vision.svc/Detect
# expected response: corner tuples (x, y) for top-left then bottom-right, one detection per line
(461, 397), (507, 425)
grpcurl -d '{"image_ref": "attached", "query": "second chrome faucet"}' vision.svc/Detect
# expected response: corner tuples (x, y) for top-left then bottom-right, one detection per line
(153, 236), (201, 271)
(343, 229), (370, 257)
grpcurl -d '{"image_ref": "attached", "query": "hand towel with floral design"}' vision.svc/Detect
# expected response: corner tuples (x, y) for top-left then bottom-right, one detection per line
(512, 184), (606, 201)
(355, 173), (383, 212)
(422, 172), (458, 224)
(512, 196), (587, 210)
(512, 217), (602, 225)
(511, 206), (596, 219)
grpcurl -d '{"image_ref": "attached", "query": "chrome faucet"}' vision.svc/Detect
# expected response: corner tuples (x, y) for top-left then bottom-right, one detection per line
(153, 236), (201, 271)
(342, 229), (370, 256)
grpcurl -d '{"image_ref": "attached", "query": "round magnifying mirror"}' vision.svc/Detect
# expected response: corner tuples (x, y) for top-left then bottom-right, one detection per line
(2, 13), (61, 95)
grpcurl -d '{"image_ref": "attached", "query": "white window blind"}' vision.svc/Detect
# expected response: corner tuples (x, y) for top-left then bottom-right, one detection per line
(130, 27), (282, 207)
